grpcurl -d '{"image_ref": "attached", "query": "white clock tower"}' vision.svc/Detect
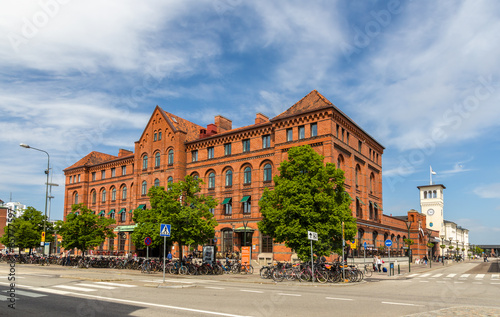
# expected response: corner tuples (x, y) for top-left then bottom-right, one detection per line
(418, 184), (446, 236)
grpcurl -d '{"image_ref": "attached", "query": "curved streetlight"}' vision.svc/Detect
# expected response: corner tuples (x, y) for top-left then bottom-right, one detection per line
(20, 143), (50, 256)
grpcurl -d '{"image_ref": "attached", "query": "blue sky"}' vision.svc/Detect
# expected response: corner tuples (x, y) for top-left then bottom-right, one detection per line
(1, 1), (499, 244)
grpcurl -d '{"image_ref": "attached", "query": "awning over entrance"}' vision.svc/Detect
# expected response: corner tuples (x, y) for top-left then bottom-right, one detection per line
(222, 198), (232, 204)
(114, 224), (137, 232)
(240, 196), (251, 202)
(233, 226), (255, 233)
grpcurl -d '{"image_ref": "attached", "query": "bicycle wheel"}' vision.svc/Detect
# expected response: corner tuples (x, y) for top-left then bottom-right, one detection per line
(364, 266), (372, 277)
(272, 269), (285, 282)
(179, 266), (189, 275)
(315, 270), (328, 283)
(260, 267), (269, 279)
(247, 265), (254, 274)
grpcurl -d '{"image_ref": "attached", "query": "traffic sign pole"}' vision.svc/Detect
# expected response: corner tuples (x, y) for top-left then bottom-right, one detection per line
(310, 239), (314, 284)
(163, 236), (166, 283)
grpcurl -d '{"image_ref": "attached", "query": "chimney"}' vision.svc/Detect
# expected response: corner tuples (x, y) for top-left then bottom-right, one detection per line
(214, 115), (232, 133)
(255, 113), (269, 124)
(118, 149), (133, 157)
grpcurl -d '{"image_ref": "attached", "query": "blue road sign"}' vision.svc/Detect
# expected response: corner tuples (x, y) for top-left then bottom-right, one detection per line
(160, 224), (171, 237)
(144, 237), (152, 246)
(363, 242), (367, 250)
(385, 239), (393, 247)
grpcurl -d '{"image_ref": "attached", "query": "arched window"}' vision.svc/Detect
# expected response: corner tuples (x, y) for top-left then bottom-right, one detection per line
(74, 192), (78, 204)
(355, 165), (361, 187)
(154, 178), (160, 187)
(91, 190), (96, 204)
(167, 176), (173, 183)
(111, 187), (116, 201)
(122, 186), (127, 200)
(356, 199), (362, 219)
(208, 172), (215, 189)
(263, 164), (272, 182)
(433, 190), (437, 198)
(168, 149), (174, 165)
(141, 181), (147, 195)
(369, 173), (375, 194)
(155, 152), (160, 168)
(337, 154), (344, 170)
(372, 231), (378, 247)
(101, 189), (106, 202)
(424, 191), (427, 199)
(142, 155), (148, 170)
(244, 167), (251, 184)
(369, 202), (373, 220)
(225, 170), (232, 186)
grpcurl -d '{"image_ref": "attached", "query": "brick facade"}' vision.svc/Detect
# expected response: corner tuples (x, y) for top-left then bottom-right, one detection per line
(63, 90), (431, 260)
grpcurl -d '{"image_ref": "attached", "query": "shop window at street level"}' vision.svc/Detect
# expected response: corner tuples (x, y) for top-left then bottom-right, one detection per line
(262, 235), (273, 253)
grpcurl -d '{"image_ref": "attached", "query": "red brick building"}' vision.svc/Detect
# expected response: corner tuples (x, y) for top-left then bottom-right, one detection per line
(63, 90), (432, 260)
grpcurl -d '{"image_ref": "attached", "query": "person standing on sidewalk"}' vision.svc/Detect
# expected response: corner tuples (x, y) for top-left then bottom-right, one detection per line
(373, 255), (378, 272)
(377, 255), (382, 273)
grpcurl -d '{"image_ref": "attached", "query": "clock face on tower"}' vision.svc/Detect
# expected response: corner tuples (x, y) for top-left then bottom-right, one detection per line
(427, 209), (435, 216)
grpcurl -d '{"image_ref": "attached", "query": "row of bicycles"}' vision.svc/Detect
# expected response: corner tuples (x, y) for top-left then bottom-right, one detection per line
(140, 259), (254, 275)
(259, 261), (373, 283)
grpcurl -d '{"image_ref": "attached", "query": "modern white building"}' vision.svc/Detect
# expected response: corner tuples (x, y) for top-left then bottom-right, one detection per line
(418, 183), (469, 258)
(2, 201), (26, 219)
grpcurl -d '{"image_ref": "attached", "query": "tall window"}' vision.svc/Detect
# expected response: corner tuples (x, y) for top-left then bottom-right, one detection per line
(101, 170), (105, 179)
(154, 178), (160, 187)
(262, 235), (273, 253)
(91, 190), (96, 204)
(369, 173), (375, 194)
(286, 128), (293, 141)
(141, 181), (147, 195)
(121, 166), (126, 176)
(298, 125), (305, 139)
(222, 229), (233, 253)
(310, 123), (317, 137)
(120, 210), (126, 222)
(111, 168), (116, 177)
(208, 172), (215, 189)
(92, 172), (96, 181)
(74, 192), (78, 204)
(358, 140), (362, 152)
(224, 143), (231, 156)
(355, 165), (361, 187)
(154, 133), (157, 141)
(155, 152), (161, 167)
(262, 135), (271, 149)
(167, 176), (173, 184)
(192, 150), (198, 162)
(101, 189), (106, 203)
(242, 139), (250, 152)
(244, 167), (251, 184)
(142, 155), (148, 170)
(225, 170), (233, 186)
(110, 209), (115, 220)
(122, 186), (127, 200)
(159, 131), (162, 140)
(207, 147), (214, 159)
(168, 149), (174, 165)
(337, 155), (344, 170)
(224, 199), (232, 215)
(263, 164), (272, 182)
(242, 197), (251, 214)
(78, 174), (80, 182)
(111, 187), (116, 201)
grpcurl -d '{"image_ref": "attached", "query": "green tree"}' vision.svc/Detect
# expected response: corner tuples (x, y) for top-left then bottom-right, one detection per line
(0, 206), (54, 254)
(56, 204), (115, 257)
(258, 145), (356, 261)
(131, 175), (218, 260)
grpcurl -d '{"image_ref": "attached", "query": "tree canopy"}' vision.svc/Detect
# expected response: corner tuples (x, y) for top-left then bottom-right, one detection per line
(55, 204), (115, 256)
(0, 206), (54, 254)
(131, 175), (218, 259)
(258, 145), (356, 261)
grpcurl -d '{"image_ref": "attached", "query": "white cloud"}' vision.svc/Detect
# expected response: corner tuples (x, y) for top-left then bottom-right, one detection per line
(473, 183), (500, 199)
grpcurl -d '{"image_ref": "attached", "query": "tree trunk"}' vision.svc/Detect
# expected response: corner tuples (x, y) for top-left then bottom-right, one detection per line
(178, 243), (183, 262)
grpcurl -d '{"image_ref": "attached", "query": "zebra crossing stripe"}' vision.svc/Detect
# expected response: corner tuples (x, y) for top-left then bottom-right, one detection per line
(53, 285), (96, 292)
(492, 274), (499, 280)
(460, 274), (470, 278)
(95, 282), (137, 288)
(12, 290), (46, 298)
(420, 274), (431, 277)
(432, 274), (443, 278)
(408, 274), (419, 277)
(446, 274), (456, 278)
(475, 274), (485, 279)
(30, 287), (71, 295)
(77, 283), (116, 289)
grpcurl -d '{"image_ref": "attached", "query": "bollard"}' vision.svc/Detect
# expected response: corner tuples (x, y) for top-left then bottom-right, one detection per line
(398, 264), (400, 275)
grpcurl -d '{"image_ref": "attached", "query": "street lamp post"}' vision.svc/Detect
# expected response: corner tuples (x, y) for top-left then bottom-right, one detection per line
(440, 235), (445, 266)
(426, 229), (432, 268)
(449, 238), (453, 259)
(20, 143), (50, 256)
(405, 220), (412, 273)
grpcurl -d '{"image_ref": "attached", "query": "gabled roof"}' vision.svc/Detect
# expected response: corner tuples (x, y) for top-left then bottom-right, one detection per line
(272, 90), (332, 121)
(159, 109), (204, 142)
(64, 151), (117, 171)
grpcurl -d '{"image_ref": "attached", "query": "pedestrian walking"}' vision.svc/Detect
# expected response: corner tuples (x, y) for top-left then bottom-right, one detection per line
(376, 255), (382, 272)
(373, 255), (378, 272)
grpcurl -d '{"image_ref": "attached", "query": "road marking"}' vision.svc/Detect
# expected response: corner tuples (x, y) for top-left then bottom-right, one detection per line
(475, 274), (485, 279)
(1, 276), (24, 279)
(240, 290), (264, 294)
(419, 281), (429, 283)
(95, 282), (137, 288)
(278, 293), (301, 297)
(30, 287), (72, 295)
(1, 289), (46, 298)
(53, 285), (97, 292)
(408, 274), (419, 277)
(382, 301), (421, 307)
(420, 274), (430, 277)
(446, 274), (456, 278)
(60, 292), (254, 317)
(205, 287), (225, 290)
(432, 274), (443, 278)
(77, 283), (116, 289)
(460, 274), (470, 278)
(492, 274), (499, 279)
(326, 297), (353, 301)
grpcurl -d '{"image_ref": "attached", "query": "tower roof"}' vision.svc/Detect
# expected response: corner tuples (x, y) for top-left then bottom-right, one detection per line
(417, 184), (446, 189)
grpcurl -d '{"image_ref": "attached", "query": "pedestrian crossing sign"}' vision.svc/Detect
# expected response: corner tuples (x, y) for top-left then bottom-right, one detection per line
(160, 224), (171, 237)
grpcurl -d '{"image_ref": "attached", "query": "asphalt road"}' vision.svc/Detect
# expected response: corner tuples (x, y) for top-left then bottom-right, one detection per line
(1, 259), (499, 317)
